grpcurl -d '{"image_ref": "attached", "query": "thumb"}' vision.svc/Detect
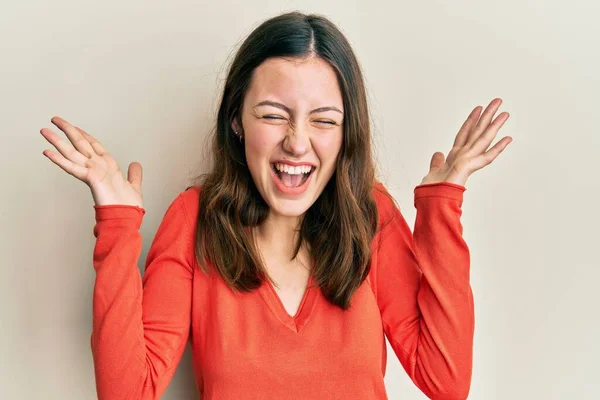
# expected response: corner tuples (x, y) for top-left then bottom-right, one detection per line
(429, 152), (445, 170)
(127, 161), (143, 191)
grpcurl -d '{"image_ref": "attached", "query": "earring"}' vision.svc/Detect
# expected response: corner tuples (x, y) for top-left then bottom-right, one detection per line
(234, 130), (243, 142)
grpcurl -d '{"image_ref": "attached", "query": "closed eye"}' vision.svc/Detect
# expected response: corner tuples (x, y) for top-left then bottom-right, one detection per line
(263, 116), (336, 125)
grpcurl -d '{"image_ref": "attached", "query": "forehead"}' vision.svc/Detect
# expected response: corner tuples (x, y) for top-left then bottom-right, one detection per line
(246, 57), (343, 110)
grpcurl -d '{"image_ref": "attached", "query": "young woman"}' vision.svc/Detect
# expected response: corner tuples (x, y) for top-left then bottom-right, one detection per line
(40, 11), (511, 400)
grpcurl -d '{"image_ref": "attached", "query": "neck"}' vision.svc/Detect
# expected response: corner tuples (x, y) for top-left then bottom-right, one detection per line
(255, 212), (303, 262)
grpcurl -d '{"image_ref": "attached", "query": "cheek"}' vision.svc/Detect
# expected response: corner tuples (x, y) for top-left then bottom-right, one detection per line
(244, 127), (280, 168)
(314, 132), (343, 167)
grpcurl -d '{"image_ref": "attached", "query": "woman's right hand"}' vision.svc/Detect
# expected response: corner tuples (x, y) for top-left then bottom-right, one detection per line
(40, 116), (144, 208)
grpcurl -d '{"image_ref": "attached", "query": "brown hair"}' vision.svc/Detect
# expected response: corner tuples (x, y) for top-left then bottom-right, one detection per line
(190, 11), (379, 310)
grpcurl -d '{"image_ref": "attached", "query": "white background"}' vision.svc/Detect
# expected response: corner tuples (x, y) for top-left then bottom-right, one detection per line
(1, 0), (598, 398)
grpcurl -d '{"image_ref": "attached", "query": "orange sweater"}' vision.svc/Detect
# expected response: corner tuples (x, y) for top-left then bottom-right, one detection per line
(91, 182), (473, 400)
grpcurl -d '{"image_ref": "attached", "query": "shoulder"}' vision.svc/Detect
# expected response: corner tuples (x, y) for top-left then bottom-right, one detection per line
(173, 185), (204, 222)
(371, 181), (402, 231)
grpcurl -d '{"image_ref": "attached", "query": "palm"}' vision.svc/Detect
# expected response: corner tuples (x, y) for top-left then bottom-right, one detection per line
(85, 155), (141, 207)
(421, 98), (513, 187)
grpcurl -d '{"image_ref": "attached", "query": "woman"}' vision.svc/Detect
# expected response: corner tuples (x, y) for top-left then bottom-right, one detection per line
(40, 11), (511, 400)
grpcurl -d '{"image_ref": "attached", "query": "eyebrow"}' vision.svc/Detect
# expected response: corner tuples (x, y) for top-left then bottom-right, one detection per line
(253, 100), (343, 115)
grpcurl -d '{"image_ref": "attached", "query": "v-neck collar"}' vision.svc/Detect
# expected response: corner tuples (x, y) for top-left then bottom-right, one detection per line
(258, 273), (318, 334)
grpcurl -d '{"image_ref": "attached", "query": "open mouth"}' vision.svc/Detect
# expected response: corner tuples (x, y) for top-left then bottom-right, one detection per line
(271, 163), (315, 188)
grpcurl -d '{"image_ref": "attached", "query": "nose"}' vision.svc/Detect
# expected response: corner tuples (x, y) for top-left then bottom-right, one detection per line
(282, 123), (311, 156)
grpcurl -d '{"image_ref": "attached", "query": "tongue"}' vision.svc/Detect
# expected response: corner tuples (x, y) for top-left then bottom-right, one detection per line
(280, 172), (304, 188)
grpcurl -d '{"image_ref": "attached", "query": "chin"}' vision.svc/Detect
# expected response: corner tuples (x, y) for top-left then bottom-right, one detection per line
(268, 197), (314, 218)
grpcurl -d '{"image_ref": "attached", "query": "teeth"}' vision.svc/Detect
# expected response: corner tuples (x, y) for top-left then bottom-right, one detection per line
(274, 163), (313, 175)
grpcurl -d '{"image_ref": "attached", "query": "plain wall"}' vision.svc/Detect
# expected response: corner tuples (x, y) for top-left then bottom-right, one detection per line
(1, 0), (598, 398)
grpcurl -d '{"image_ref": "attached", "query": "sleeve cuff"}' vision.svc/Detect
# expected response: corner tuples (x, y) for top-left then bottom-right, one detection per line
(94, 205), (146, 225)
(414, 182), (466, 204)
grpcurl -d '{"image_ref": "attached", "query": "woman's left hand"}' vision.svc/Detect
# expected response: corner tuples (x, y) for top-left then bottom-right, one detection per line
(420, 98), (513, 187)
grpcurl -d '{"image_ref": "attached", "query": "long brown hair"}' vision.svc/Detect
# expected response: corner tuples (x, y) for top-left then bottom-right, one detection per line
(190, 11), (379, 310)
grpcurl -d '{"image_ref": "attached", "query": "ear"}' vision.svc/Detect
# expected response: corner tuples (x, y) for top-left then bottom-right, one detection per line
(231, 117), (241, 134)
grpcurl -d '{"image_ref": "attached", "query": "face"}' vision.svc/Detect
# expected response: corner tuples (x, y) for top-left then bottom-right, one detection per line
(233, 57), (344, 219)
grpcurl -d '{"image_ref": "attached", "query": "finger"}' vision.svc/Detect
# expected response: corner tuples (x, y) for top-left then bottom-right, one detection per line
(50, 116), (97, 158)
(466, 98), (503, 147)
(74, 126), (107, 156)
(429, 151), (445, 170)
(470, 112), (510, 155)
(469, 136), (512, 171)
(40, 128), (90, 166)
(453, 106), (482, 148)
(42, 148), (88, 181)
(127, 162), (143, 191)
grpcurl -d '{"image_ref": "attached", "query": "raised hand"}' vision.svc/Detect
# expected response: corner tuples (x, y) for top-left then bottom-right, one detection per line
(420, 98), (513, 187)
(40, 116), (144, 207)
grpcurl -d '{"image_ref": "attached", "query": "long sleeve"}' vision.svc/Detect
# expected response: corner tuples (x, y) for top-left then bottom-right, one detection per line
(371, 182), (474, 400)
(90, 193), (195, 400)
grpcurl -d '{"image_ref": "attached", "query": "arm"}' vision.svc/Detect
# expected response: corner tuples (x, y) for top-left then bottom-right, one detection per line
(90, 193), (194, 400)
(371, 182), (474, 400)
